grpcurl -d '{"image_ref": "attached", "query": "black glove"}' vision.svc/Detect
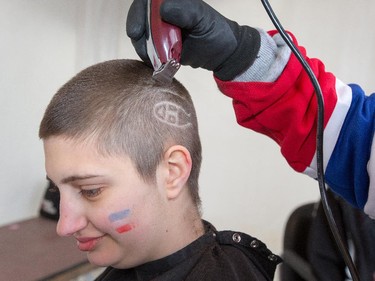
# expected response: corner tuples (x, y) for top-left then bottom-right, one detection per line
(126, 0), (260, 81)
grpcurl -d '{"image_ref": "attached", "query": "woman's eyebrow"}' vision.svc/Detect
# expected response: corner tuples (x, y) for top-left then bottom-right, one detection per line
(60, 175), (103, 184)
(45, 174), (105, 185)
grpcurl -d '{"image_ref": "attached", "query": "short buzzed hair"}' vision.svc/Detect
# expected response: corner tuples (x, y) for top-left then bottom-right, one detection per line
(39, 59), (202, 207)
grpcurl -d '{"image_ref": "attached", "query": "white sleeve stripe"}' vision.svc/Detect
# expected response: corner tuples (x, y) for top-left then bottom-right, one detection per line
(364, 140), (375, 219)
(303, 79), (352, 179)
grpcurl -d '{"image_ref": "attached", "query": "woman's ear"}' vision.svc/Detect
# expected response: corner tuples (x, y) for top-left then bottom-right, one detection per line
(163, 145), (192, 200)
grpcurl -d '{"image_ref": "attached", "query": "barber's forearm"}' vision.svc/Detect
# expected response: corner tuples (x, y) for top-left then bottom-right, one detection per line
(215, 30), (375, 219)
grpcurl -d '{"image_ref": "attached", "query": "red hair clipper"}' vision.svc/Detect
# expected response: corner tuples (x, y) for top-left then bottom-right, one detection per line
(146, 0), (182, 83)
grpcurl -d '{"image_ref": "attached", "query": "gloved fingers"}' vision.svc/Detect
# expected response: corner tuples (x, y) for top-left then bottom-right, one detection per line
(131, 37), (152, 66)
(160, 0), (205, 30)
(160, 0), (237, 71)
(126, 0), (152, 66)
(126, 0), (147, 40)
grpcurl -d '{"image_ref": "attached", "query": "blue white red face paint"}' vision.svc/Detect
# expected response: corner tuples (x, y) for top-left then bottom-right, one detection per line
(108, 208), (134, 234)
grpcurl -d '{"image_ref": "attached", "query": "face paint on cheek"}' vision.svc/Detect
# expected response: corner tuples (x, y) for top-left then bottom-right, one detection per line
(116, 223), (134, 234)
(108, 208), (135, 234)
(108, 208), (131, 222)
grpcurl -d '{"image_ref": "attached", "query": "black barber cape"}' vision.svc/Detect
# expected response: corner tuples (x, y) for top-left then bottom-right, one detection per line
(95, 221), (281, 281)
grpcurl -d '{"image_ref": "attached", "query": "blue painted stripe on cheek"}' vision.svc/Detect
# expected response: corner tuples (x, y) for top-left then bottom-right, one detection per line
(108, 208), (131, 222)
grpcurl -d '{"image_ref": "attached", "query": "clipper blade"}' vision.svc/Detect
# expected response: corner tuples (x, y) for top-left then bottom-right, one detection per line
(152, 59), (181, 83)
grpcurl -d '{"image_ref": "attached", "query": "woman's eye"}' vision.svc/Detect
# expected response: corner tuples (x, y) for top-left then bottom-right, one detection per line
(80, 188), (102, 199)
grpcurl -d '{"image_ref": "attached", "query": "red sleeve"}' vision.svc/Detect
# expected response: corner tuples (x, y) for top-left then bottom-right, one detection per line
(215, 32), (337, 172)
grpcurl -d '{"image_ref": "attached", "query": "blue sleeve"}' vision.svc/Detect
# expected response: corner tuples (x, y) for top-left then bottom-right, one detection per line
(326, 84), (375, 212)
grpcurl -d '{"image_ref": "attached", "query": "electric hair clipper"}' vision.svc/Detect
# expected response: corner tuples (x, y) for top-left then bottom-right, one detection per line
(146, 0), (182, 83)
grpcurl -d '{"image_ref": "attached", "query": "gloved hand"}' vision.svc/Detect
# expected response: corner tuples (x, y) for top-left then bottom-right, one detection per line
(126, 0), (261, 81)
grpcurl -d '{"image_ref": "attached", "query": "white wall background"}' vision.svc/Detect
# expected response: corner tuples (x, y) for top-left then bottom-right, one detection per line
(1, 0), (374, 274)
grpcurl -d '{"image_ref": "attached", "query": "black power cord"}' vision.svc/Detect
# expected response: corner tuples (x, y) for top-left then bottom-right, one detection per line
(259, 1), (361, 280)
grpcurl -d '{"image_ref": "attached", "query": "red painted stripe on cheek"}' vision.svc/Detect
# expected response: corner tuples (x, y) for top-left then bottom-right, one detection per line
(116, 223), (133, 234)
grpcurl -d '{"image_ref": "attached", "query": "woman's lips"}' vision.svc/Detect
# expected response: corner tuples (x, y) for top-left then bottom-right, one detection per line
(76, 236), (103, 251)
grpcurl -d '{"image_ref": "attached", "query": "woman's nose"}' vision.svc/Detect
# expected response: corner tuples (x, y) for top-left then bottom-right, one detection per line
(56, 194), (87, 237)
